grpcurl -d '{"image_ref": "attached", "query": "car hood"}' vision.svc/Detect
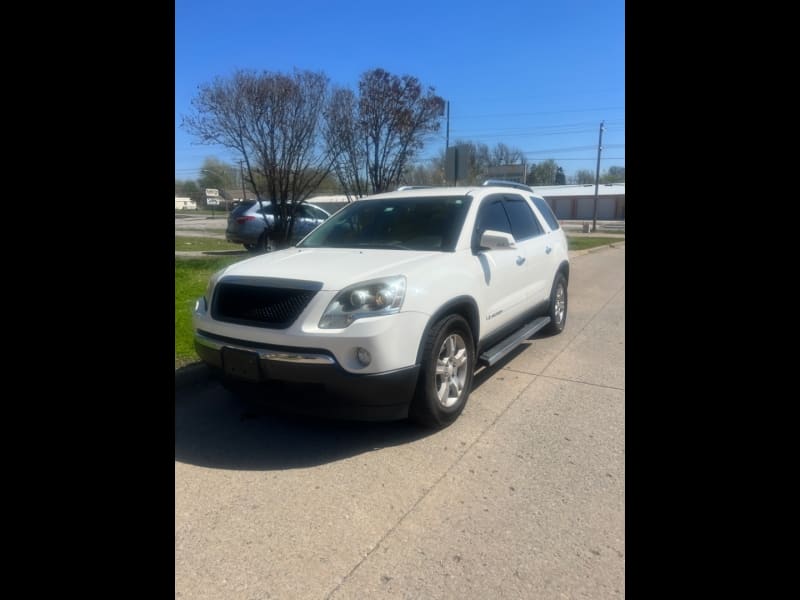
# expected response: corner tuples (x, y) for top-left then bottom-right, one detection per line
(219, 247), (442, 291)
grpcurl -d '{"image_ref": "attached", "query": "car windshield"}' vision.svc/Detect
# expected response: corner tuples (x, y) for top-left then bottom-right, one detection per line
(298, 196), (472, 251)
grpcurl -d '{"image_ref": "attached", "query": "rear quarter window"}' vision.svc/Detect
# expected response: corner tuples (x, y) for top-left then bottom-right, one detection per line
(530, 196), (560, 231)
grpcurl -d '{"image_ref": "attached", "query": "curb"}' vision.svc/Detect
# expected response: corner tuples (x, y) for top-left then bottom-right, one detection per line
(175, 362), (213, 389)
(569, 241), (625, 259)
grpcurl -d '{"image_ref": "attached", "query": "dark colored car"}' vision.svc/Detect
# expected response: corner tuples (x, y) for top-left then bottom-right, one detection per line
(226, 201), (331, 251)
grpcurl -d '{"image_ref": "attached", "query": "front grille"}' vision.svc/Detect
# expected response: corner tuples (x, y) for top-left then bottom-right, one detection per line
(212, 282), (318, 329)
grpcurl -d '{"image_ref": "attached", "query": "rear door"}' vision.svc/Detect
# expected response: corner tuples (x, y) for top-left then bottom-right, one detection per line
(472, 195), (530, 334)
(503, 194), (551, 306)
(528, 195), (565, 300)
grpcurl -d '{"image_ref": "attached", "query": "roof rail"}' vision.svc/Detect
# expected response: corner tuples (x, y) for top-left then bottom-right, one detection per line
(481, 179), (533, 192)
(396, 185), (435, 191)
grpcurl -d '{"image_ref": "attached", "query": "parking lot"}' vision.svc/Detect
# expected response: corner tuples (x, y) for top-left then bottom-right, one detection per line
(176, 245), (624, 599)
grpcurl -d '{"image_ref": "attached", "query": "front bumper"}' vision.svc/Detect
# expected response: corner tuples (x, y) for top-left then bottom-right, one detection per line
(195, 330), (420, 421)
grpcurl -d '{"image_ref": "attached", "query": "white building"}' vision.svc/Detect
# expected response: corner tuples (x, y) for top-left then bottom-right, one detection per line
(532, 183), (625, 220)
(175, 197), (198, 210)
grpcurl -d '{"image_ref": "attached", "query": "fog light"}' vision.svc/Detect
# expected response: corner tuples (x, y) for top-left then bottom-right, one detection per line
(356, 347), (372, 366)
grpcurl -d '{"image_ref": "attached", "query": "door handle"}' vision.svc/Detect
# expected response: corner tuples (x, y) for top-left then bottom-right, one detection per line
(516, 256), (526, 265)
(545, 246), (552, 254)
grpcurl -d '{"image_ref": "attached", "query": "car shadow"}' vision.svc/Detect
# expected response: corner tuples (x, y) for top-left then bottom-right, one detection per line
(175, 380), (436, 471)
(176, 328), (549, 472)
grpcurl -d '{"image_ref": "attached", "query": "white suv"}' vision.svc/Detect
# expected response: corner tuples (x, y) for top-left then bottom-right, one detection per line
(193, 183), (569, 427)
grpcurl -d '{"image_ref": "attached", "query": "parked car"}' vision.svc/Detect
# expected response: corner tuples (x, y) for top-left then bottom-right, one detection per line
(225, 200), (331, 252)
(195, 182), (569, 428)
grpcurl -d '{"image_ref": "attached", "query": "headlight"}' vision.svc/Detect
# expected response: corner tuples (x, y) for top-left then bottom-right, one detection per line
(319, 276), (406, 329)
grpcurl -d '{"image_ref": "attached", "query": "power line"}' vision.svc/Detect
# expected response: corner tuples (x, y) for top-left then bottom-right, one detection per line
(524, 144), (624, 154)
(451, 105), (625, 119)
(450, 128), (621, 140)
(451, 119), (625, 133)
(454, 120), (624, 130)
(408, 155), (624, 164)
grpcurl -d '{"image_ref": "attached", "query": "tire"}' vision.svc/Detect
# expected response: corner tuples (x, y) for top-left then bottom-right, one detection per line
(245, 234), (269, 253)
(544, 273), (568, 334)
(410, 315), (475, 428)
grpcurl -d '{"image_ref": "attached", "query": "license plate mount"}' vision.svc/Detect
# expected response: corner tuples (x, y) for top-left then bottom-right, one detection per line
(222, 348), (261, 382)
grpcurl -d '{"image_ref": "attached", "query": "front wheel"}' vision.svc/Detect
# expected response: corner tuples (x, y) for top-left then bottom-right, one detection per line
(410, 315), (475, 428)
(544, 273), (568, 334)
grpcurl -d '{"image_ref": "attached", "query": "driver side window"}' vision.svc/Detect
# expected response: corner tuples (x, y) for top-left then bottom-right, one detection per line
(472, 198), (512, 249)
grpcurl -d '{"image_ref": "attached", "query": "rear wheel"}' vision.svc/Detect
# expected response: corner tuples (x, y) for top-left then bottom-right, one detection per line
(245, 233), (269, 253)
(410, 315), (475, 428)
(544, 273), (568, 334)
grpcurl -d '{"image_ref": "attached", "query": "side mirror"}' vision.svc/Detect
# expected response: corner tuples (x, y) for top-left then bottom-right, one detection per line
(480, 229), (517, 250)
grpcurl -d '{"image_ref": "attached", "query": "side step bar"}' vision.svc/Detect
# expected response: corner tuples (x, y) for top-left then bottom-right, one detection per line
(478, 316), (551, 367)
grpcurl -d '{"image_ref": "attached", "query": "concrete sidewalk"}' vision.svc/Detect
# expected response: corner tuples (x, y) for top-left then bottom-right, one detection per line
(175, 245), (625, 600)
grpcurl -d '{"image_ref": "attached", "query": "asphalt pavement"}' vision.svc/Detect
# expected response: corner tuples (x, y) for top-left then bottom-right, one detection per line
(175, 244), (625, 599)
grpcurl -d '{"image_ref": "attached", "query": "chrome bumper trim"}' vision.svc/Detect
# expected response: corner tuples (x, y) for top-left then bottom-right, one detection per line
(194, 331), (336, 365)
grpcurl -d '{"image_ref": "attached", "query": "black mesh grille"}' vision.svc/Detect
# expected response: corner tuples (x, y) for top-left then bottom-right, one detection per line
(212, 283), (317, 329)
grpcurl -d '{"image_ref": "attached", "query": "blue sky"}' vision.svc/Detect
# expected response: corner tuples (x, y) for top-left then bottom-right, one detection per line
(175, 0), (624, 181)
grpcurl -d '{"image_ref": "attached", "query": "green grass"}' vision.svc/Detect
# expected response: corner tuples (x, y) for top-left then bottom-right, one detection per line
(175, 255), (248, 368)
(175, 235), (243, 252)
(566, 236), (624, 251)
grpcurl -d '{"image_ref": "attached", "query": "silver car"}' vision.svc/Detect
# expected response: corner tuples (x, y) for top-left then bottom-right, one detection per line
(226, 200), (331, 251)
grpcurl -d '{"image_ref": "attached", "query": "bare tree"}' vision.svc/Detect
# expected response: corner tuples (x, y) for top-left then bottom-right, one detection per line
(327, 69), (444, 195)
(491, 142), (524, 166)
(182, 69), (334, 247)
(401, 160), (443, 186)
(575, 169), (595, 184)
(323, 87), (368, 201)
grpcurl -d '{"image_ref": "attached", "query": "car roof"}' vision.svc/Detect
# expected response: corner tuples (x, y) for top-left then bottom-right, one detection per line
(242, 200), (328, 209)
(361, 185), (544, 201)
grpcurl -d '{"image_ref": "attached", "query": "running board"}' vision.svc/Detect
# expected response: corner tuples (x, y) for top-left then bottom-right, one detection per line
(478, 316), (551, 367)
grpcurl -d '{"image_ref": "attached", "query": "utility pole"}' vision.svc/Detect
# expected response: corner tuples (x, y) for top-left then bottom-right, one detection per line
(592, 120), (605, 233)
(445, 101), (450, 150)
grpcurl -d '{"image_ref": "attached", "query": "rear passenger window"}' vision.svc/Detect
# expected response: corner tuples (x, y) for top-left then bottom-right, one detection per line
(503, 195), (543, 240)
(530, 196), (560, 231)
